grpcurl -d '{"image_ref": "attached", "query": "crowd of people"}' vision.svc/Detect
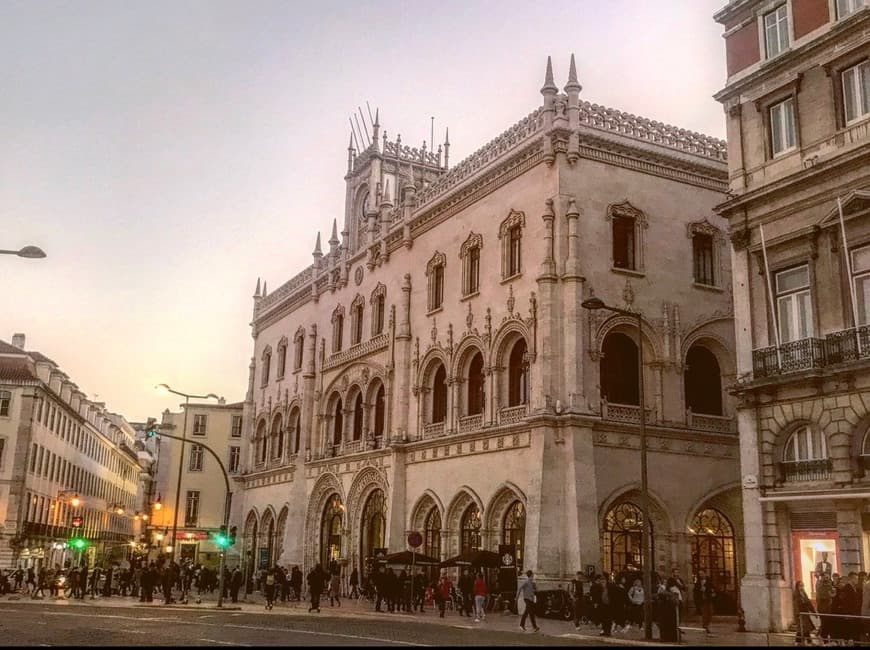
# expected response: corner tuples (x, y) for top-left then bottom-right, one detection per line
(794, 570), (870, 645)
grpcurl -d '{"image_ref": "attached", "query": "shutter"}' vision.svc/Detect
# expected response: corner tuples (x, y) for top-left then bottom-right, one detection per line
(790, 512), (837, 530)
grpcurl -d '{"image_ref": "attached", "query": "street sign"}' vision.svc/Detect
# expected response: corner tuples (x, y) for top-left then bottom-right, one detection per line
(407, 531), (423, 548)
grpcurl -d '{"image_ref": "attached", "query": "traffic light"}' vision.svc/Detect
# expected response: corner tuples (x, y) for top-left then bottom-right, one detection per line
(228, 525), (237, 546)
(214, 525), (229, 548)
(70, 537), (88, 551)
(144, 417), (158, 438)
(71, 515), (83, 528)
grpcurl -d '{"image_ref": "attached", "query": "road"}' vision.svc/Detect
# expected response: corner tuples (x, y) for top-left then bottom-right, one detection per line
(0, 601), (605, 646)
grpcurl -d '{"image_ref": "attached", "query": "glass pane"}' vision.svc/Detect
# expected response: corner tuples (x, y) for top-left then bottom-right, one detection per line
(852, 245), (870, 273)
(845, 66), (858, 122)
(861, 62), (870, 116)
(797, 429), (808, 460)
(778, 295), (794, 343)
(776, 265), (809, 293)
(856, 274), (870, 325)
(783, 99), (795, 149)
(797, 290), (813, 338)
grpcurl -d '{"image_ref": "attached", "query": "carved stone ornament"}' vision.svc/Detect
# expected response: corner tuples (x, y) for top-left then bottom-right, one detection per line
(484, 308), (492, 344)
(686, 218), (723, 241)
(507, 284), (515, 315)
(431, 318), (438, 345)
(466, 302), (474, 331)
(354, 266), (364, 286)
(447, 323), (454, 353)
(459, 231), (483, 259)
(729, 228), (751, 251)
(623, 279), (634, 306)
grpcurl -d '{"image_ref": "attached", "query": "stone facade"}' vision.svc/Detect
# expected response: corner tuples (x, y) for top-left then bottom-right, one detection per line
(234, 56), (743, 608)
(714, 0), (870, 632)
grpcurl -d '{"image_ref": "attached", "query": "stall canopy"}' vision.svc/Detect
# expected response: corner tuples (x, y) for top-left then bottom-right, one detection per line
(378, 550), (442, 566)
(439, 549), (501, 568)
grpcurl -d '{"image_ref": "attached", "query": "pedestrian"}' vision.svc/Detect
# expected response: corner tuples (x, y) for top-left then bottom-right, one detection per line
(793, 581), (816, 646)
(25, 567), (36, 595)
(517, 569), (539, 633)
(695, 572), (716, 633)
(671, 568), (688, 619)
(291, 566), (303, 601)
(307, 563), (325, 613)
(591, 574), (617, 637)
(817, 572), (833, 641)
(264, 566), (277, 610)
(692, 569), (706, 617)
(413, 570), (426, 613)
(278, 566), (289, 602)
(628, 578), (644, 629)
(436, 574), (451, 618)
(385, 567), (398, 612)
(349, 567), (359, 599)
(329, 571), (341, 607)
(230, 567), (243, 603)
(473, 572), (487, 622)
(459, 568), (474, 618)
(612, 574), (629, 633)
(32, 567), (47, 599)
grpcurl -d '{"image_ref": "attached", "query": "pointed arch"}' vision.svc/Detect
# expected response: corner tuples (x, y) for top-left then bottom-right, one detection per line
(484, 482), (527, 531)
(409, 490), (445, 531)
(304, 472), (345, 572)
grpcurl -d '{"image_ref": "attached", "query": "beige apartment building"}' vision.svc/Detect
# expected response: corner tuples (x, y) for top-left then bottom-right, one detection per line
(714, 0), (870, 632)
(234, 56), (744, 610)
(0, 335), (143, 569)
(150, 401), (243, 567)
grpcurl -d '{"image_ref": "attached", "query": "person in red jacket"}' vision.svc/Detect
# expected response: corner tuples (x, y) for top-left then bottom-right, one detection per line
(436, 574), (452, 618)
(473, 572), (488, 622)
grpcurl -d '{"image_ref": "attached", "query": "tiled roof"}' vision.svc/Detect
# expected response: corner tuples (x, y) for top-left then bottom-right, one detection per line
(0, 357), (38, 382)
(0, 340), (56, 366)
(0, 340), (23, 355)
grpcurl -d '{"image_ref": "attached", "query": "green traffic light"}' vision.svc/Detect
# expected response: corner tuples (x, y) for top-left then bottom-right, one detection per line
(70, 537), (88, 550)
(215, 534), (229, 548)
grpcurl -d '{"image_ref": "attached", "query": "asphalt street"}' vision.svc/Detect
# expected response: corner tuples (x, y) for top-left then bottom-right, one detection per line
(0, 601), (606, 646)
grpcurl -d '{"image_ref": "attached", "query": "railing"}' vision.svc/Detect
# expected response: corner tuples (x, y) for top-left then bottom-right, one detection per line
(825, 326), (870, 364)
(458, 413), (484, 433)
(686, 410), (736, 434)
(751, 337), (827, 378)
(421, 422), (445, 439)
(498, 404), (528, 425)
(343, 439), (363, 455)
(601, 400), (655, 424)
(778, 458), (832, 482)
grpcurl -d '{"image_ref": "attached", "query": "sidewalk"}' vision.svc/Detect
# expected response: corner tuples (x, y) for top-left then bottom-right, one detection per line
(1, 591), (795, 646)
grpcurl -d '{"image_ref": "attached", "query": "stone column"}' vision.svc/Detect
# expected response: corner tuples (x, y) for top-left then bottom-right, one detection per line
(395, 275), (412, 439)
(837, 503), (863, 574)
(534, 199), (559, 413)
(302, 325), (318, 454)
(562, 198), (584, 411)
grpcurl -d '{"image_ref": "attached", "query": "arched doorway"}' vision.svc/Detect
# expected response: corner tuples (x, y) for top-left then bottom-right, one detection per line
(432, 364), (447, 423)
(320, 494), (344, 569)
(507, 339), (529, 406)
(685, 345), (723, 415)
(601, 333), (639, 405)
(332, 399), (343, 447)
(467, 351), (485, 415)
(690, 508), (737, 614)
(359, 489), (386, 578)
(242, 511), (258, 593)
(460, 503), (482, 554)
(602, 501), (653, 576)
(502, 500), (526, 570)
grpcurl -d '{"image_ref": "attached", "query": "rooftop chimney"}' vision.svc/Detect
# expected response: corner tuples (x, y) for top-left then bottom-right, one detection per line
(11, 333), (25, 349)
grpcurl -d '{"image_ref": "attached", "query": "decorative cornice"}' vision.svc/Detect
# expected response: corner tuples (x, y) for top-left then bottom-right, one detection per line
(322, 333), (389, 372)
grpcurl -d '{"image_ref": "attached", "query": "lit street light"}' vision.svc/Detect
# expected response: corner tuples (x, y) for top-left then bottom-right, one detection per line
(581, 296), (653, 641)
(0, 245), (47, 259)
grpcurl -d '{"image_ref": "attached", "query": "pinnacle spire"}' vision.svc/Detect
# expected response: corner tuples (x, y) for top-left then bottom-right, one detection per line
(254, 277), (261, 298)
(329, 218), (339, 244)
(374, 108), (379, 127)
(262, 281), (267, 296)
(541, 56), (557, 94)
(565, 53), (582, 93)
(313, 232), (322, 256)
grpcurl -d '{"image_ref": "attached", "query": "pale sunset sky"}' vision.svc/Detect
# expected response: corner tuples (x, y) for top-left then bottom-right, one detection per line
(1, 0), (728, 421)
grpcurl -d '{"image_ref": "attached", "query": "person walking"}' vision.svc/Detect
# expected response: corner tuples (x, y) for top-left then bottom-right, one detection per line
(291, 566), (303, 601)
(473, 572), (487, 622)
(817, 572), (834, 641)
(517, 569), (539, 633)
(307, 563), (325, 613)
(329, 571), (341, 607)
(570, 571), (587, 630)
(793, 581), (816, 646)
(627, 578), (644, 630)
(591, 574), (617, 637)
(264, 566), (277, 610)
(459, 569), (474, 618)
(349, 567), (359, 599)
(695, 572), (716, 633)
(436, 574), (452, 618)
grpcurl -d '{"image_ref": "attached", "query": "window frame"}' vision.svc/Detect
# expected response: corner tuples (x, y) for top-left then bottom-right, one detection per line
(842, 60), (870, 126)
(774, 264), (814, 342)
(783, 425), (828, 462)
(499, 210), (526, 281)
(192, 414), (207, 437)
(762, 4), (790, 60)
(293, 327), (305, 371)
(188, 443), (204, 472)
(276, 338), (288, 379)
(460, 232), (483, 298)
(836, 0), (865, 20)
(184, 490), (200, 528)
(769, 97), (797, 157)
(0, 390), (10, 417)
(331, 306), (345, 354)
(231, 415), (242, 438)
(228, 445), (241, 473)
(426, 251), (447, 313)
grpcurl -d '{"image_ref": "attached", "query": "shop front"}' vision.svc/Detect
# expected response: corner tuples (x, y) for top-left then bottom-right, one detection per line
(790, 522), (839, 601)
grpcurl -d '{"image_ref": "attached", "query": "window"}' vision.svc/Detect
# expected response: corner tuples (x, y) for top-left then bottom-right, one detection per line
(852, 245), (870, 325)
(261, 347), (272, 386)
(231, 415), (242, 438)
(256, 420), (267, 464)
(466, 351), (485, 416)
(276, 339), (288, 378)
(502, 501), (526, 570)
(770, 98), (796, 156)
(432, 364), (448, 424)
(424, 508), (442, 562)
(352, 393), (364, 441)
(460, 503), (482, 554)
(30, 443), (37, 472)
(837, 0), (864, 19)
(372, 292), (385, 336)
(351, 296), (365, 346)
(332, 398), (343, 447)
(764, 5), (789, 59)
(426, 252), (447, 312)
(460, 232), (483, 296)
(0, 391), (10, 417)
(193, 414), (207, 436)
(332, 307), (345, 353)
(783, 425), (827, 461)
(0, 438), (5, 468)
(693, 233), (715, 285)
(289, 409), (301, 454)
(684, 345), (723, 416)
(184, 490), (200, 527)
(373, 384), (385, 438)
(508, 339), (529, 407)
(189, 444), (204, 471)
(228, 446), (240, 473)
(775, 265), (813, 342)
(508, 226), (522, 277)
(600, 332), (640, 405)
(613, 215), (636, 270)
(843, 61), (870, 124)
(294, 328), (305, 370)
(270, 416), (283, 460)
(498, 210), (525, 279)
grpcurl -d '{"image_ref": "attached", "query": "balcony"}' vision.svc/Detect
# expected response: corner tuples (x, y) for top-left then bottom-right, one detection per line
(498, 404), (528, 425)
(421, 422), (445, 440)
(686, 410), (736, 434)
(458, 414), (483, 434)
(778, 458), (832, 483)
(601, 400), (655, 424)
(825, 326), (870, 365)
(751, 329), (870, 380)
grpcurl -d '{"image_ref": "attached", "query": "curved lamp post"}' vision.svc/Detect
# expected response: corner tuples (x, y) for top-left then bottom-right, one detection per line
(581, 296), (652, 641)
(0, 246), (47, 258)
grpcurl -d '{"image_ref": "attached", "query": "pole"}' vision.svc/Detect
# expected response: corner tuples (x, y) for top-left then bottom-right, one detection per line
(759, 224), (782, 370)
(217, 490), (233, 608)
(638, 312), (653, 641)
(170, 396), (189, 562)
(838, 196), (862, 355)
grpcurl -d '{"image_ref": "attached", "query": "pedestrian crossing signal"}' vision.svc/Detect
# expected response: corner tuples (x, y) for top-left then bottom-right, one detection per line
(215, 525), (230, 548)
(144, 417), (158, 438)
(71, 515), (83, 528)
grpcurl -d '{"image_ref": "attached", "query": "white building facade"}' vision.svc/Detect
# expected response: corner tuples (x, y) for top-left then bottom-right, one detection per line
(235, 57), (745, 610)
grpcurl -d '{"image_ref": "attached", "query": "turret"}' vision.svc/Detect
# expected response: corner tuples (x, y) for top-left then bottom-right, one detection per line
(329, 219), (340, 257)
(444, 128), (450, 168)
(372, 108), (380, 146)
(312, 232), (323, 270)
(346, 132), (355, 174)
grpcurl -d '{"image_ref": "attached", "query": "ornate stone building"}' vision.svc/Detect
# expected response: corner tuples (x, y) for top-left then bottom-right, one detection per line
(235, 56), (743, 609)
(714, 0), (870, 632)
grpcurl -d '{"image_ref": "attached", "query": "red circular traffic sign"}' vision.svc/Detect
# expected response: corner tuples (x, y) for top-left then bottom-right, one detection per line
(407, 531), (423, 548)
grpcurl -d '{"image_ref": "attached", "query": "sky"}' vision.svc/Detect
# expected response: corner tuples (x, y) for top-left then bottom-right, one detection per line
(0, 0), (728, 422)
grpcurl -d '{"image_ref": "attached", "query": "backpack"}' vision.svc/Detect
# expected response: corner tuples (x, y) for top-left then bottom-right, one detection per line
(266, 573), (275, 586)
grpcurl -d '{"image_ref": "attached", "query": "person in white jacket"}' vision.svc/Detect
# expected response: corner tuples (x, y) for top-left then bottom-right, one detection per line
(628, 579), (644, 629)
(516, 570), (539, 632)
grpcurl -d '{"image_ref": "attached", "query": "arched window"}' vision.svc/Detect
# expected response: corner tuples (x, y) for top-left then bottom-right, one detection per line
(432, 364), (447, 424)
(321, 494), (343, 568)
(289, 408), (301, 455)
(601, 332), (639, 405)
(352, 393), (364, 441)
(460, 503), (482, 554)
(690, 508), (737, 614)
(508, 339), (529, 406)
(276, 339), (288, 379)
(351, 296), (365, 346)
(502, 500), (526, 570)
(332, 398), (343, 447)
(460, 232), (483, 297)
(685, 345), (722, 416)
(256, 420), (267, 464)
(370, 284), (386, 337)
(424, 507), (442, 560)
(426, 252), (446, 312)
(270, 415), (283, 460)
(781, 425), (830, 481)
(373, 384), (385, 438)
(602, 501), (652, 576)
(332, 306), (345, 354)
(293, 328), (305, 370)
(467, 351), (485, 416)
(359, 489), (386, 576)
(499, 210), (525, 280)
(261, 348), (272, 386)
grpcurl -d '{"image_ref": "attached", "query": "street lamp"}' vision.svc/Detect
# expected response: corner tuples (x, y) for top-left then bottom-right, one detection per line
(0, 245), (47, 259)
(581, 296), (653, 641)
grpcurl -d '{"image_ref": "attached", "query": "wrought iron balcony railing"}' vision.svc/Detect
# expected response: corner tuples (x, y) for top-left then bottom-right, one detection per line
(752, 337), (827, 379)
(825, 326), (870, 365)
(778, 458), (832, 483)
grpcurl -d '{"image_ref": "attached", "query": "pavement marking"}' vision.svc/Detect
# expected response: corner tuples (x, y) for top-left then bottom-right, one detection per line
(198, 614), (219, 619)
(198, 639), (250, 646)
(224, 623), (429, 646)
